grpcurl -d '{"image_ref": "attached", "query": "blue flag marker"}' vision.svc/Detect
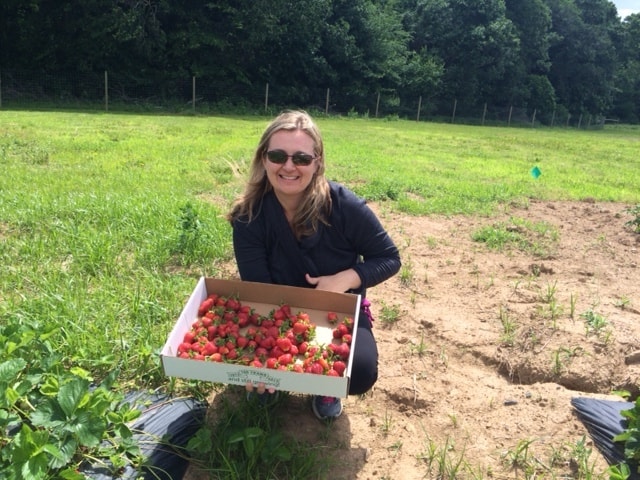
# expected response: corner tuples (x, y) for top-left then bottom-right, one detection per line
(531, 166), (541, 179)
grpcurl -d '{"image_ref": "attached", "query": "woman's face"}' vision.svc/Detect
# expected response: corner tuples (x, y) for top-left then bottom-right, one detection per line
(263, 129), (318, 206)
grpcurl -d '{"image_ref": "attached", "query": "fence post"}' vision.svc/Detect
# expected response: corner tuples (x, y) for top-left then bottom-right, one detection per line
(451, 99), (457, 123)
(551, 109), (556, 127)
(192, 76), (196, 111)
(578, 113), (582, 128)
(566, 113), (571, 127)
(531, 109), (537, 128)
(264, 83), (269, 112)
(508, 105), (513, 126)
(417, 96), (422, 122)
(482, 103), (487, 125)
(325, 88), (330, 115)
(375, 91), (380, 118)
(104, 71), (108, 112)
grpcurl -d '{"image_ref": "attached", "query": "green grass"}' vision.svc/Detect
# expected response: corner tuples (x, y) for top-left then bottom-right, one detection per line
(1, 110), (638, 478)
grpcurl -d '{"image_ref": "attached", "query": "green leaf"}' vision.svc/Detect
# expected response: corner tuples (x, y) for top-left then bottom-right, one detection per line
(22, 454), (49, 480)
(0, 358), (27, 383)
(66, 410), (106, 448)
(57, 378), (90, 418)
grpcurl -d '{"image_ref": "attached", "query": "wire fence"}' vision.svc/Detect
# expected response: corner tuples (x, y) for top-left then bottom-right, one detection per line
(0, 69), (610, 129)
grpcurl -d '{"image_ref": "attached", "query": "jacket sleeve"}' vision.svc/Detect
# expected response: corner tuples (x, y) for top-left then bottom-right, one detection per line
(232, 216), (274, 284)
(334, 185), (401, 291)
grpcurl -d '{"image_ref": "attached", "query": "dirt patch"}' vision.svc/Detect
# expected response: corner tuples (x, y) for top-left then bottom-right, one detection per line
(186, 199), (640, 479)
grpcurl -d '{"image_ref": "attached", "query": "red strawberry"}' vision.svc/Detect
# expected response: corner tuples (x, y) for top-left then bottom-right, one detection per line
(198, 298), (214, 316)
(266, 357), (278, 369)
(332, 360), (347, 376)
(236, 336), (249, 349)
(292, 321), (307, 335)
(327, 311), (339, 324)
(202, 341), (217, 356)
(278, 353), (293, 366)
(276, 337), (292, 352)
(183, 331), (196, 343)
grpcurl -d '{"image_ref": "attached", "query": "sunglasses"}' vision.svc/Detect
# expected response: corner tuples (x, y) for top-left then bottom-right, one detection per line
(265, 149), (316, 166)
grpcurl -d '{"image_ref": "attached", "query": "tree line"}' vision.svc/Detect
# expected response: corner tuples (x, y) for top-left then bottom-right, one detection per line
(1, 0), (639, 123)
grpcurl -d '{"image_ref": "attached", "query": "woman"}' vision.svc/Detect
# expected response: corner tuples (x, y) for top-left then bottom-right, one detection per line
(228, 110), (401, 420)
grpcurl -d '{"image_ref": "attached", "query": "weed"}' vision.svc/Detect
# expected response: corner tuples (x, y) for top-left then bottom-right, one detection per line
(499, 305), (517, 346)
(400, 258), (414, 287)
(541, 280), (558, 303)
(570, 293), (578, 319)
(472, 217), (559, 257)
(614, 295), (630, 309)
(569, 435), (600, 479)
(624, 204), (640, 233)
(410, 331), (429, 357)
(381, 409), (393, 436)
(580, 309), (609, 337)
(417, 436), (466, 480)
(501, 438), (538, 476)
(448, 413), (459, 428)
(379, 302), (402, 326)
(551, 347), (581, 375)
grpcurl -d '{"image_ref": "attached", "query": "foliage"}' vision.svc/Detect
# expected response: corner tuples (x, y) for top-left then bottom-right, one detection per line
(471, 217), (559, 258)
(624, 204), (640, 233)
(186, 392), (325, 479)
(0, 316), (143, 479)
(612, 397), (640, 477)
(1, 1), (639, 121)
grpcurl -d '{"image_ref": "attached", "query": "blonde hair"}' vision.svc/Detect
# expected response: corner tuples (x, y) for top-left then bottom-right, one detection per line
(228, 110), (331, 239)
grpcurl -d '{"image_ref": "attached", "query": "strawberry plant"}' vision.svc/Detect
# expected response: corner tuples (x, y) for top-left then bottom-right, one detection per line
(0, 316), (144, 479)
(612, 397), (640, 477)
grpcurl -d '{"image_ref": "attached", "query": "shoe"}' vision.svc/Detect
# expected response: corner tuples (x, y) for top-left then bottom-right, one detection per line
(246, 390), (279, 406)
(312, 395), (343, 420)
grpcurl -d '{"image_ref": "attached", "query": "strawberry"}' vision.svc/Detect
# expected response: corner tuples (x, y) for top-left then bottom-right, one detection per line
(225, 297), (241, 312)
(332, 360), (347, 376)
(198, 298), (214, 316)
(278, 353), (293, 366)
(276, 337), (292, 352)
(236, 335), (249, 349)
(183, 331), (196, 343)
(266, 357), (278, 369)
(327, 311), (339, 324)
(292, 321), (308, 335)
(202, 341), (217, 356)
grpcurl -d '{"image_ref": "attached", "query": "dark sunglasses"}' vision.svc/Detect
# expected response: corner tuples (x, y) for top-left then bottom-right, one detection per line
(265, 149), (316, 166)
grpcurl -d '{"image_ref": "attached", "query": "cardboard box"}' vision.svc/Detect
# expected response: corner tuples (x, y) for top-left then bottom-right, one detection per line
(161, 277), (361, 398)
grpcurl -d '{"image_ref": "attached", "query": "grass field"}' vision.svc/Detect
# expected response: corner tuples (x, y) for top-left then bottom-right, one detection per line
(1, 110), (638, 478)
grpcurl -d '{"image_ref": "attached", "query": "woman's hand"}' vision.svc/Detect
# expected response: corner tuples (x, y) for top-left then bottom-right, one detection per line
(246, 382), (275, 395)
(305, 269), (361, 293)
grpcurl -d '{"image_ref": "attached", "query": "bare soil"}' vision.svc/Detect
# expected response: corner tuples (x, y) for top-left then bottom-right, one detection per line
(186, 199), (640, 479)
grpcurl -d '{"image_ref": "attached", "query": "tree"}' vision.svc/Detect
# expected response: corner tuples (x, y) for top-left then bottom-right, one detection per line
(545, 0), (618, 116)
(402, 0), (521, 115)
(610, 13), (640, 122)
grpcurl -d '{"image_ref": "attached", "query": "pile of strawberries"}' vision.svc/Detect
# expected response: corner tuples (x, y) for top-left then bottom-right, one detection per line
(176, 293), (354, 377)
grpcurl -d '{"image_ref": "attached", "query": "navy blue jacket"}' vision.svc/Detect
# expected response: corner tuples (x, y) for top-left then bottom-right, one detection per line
(232, 182), (401, 296)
